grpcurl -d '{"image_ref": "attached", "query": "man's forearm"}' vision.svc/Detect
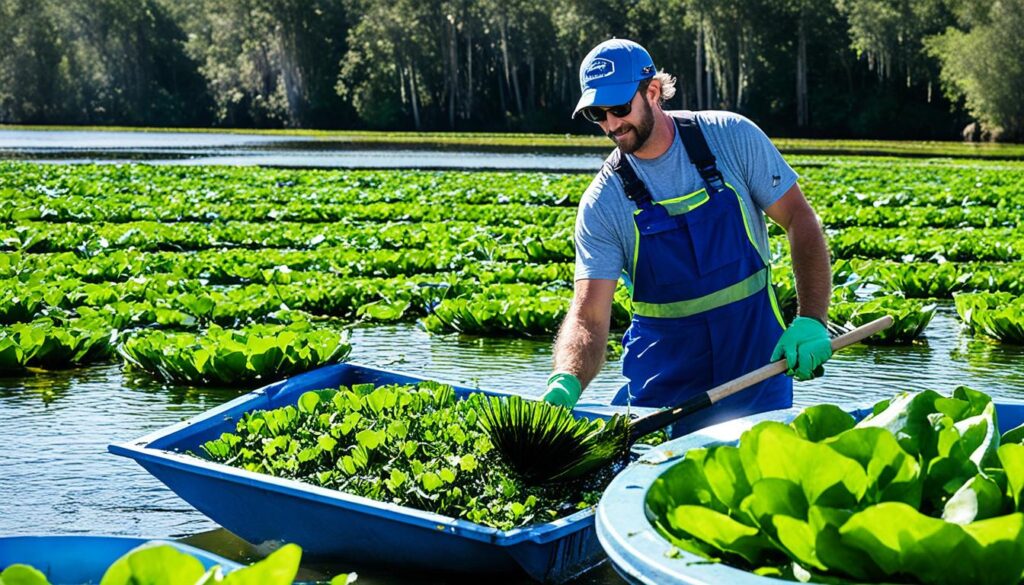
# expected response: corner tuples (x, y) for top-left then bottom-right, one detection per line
(552, 306), (610, 390)
(788, 212), (831, 322)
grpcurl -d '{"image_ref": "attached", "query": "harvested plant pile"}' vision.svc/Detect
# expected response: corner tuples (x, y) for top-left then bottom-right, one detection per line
(200, 382), (616, 530)
(648, 387), (1024, 585)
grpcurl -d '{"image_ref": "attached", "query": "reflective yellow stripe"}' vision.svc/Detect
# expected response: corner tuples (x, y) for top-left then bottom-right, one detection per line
(631, 211), (641, 287)
(632, 268), (769, 318)
(765, 265), (786, 328)
(658, 189), (709, 216)
(727, 182), (760, 252)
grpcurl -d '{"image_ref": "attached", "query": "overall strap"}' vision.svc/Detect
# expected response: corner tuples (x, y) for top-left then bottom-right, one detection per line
(676, 113), (726, 194)
(606, 149), (653, 209)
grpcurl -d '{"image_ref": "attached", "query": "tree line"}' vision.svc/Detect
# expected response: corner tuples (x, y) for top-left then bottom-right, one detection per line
(0, 0), (1021, 140)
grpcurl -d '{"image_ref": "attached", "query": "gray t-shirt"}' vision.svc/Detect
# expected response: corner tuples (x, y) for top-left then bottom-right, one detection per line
(574, 110), (798, 282)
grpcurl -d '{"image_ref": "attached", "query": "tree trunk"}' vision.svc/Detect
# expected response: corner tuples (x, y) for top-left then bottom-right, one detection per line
(448, 16), (457, 129)
(498, 16), (523, 116)
(466, 30), (473, 120)
(736, 32), (745, 110)
(409, 64), (421, 130)
(796, 9), (808, 127)
(528, 53), (535, 109)
(695, 22), (704, 110)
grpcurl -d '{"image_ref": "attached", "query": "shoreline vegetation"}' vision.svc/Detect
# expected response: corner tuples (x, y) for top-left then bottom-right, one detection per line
(4, 125), (1024, 160)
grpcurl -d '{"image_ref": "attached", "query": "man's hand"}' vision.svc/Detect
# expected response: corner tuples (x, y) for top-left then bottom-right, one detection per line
(542, 372), (582, 409)
(771, 317), (832, 381)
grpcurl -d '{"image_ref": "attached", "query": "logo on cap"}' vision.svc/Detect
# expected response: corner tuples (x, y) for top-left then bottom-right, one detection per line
(583, 58), (615, 83)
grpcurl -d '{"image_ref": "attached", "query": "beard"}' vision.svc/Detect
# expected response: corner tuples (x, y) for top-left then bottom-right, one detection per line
(606, 97), (655, 154)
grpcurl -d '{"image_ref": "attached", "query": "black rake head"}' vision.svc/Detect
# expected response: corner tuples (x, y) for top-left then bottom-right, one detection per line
(475, 395), (632, 484)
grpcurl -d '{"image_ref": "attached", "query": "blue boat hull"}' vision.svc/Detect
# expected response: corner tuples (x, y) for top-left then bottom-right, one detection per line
(0, 535), (242, 583)
(110, 363), (639, 584)
(596, 401), (1024, 585)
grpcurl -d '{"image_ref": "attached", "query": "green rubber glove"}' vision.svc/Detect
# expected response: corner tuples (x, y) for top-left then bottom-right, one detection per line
(542, 372), (582, 409)
(770, 316), (832, 381)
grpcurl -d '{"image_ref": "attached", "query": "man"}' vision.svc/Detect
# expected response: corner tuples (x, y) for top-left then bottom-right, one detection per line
(542, 39), (832, 433)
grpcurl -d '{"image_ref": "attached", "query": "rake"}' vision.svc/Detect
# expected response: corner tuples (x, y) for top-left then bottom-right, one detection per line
(477, 316), (893, 484)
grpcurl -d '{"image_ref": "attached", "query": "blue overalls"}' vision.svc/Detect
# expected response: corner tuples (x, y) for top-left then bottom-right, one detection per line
(609, 114), (792, 435)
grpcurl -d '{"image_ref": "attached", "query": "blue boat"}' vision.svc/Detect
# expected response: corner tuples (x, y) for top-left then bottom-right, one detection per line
(0, 535), (243, 583)
(109, 362), (646, 584)
(596, 401), (1024, 585)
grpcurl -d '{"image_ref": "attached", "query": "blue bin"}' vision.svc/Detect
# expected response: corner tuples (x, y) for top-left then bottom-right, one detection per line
(0, 535), (243, 584)
(596, 402), (1024, 585)
(109, 363), (645, 584)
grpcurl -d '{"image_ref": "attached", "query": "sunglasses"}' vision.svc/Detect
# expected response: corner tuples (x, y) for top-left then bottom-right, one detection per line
(580, 100), (633, 123)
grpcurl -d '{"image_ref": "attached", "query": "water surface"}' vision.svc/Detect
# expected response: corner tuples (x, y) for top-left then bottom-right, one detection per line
(0, 304), (1021, 583)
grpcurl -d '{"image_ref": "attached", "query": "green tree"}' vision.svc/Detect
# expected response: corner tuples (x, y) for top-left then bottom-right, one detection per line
(171, 0), (348, 127)
(926, 0), (1024, 140)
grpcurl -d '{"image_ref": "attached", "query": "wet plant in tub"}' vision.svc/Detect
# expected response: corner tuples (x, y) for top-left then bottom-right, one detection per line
(647, 387), (1024, 585)
(200, 382), (613, 530)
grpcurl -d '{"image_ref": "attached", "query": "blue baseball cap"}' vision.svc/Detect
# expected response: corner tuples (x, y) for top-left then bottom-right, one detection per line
(572, 39), (657, 119)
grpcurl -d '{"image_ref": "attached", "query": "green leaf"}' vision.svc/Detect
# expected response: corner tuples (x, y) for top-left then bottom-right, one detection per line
(458, 454), (478, 472)
(771, 515), (827, 571)
(0, 565), (50, 585)
(790, 404), (855, 442)
(297, 392), (321, 414)
(387, 469), (407, 491)
(421, 472), (443, 492)
(824, 427), (921, 506)
(100, 544), (206, 585)
(740, 478), (808, 530)
(386, 420), (408, 440)
(669, 505), (773, 565)
(942, 474), (1005, 524)
(1001, 421), (1024, 445)
(219, 543), (301, 585)
(739, 422), (867, 508)
(857, 390), (944, 458)
(317, 435), (337, 452)
(702, 446), (752, 512)
(355, 429), (385, 450)
(999, 443), (1024, 511)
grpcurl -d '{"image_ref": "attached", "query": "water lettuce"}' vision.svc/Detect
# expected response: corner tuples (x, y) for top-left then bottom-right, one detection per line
(829, 296), (936, 344)
(648, 387), (1024, 584)
(119, 322), (350, 386)
(201, 382), (615, 530)
(956, 292), (1024, 344)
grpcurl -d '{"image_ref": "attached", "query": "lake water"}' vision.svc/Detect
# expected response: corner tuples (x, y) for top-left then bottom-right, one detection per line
(1, 304), (1022, 582)
(0, 129), (607, 172)
(2, 129), (1023, 582)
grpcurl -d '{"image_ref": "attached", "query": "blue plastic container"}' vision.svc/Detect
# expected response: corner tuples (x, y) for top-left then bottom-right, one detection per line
(109, 363), (643, 584)
(596, 401), (1024, 585)
(0, 535), (242, 583)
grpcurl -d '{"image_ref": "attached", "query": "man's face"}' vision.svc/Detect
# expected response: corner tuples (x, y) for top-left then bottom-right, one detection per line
(598, 89), (655, 155)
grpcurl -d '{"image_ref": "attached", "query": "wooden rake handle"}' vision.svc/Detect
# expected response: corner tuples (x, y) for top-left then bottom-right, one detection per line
(706, 315), (893, 403)
(628, 315), (893, 440)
